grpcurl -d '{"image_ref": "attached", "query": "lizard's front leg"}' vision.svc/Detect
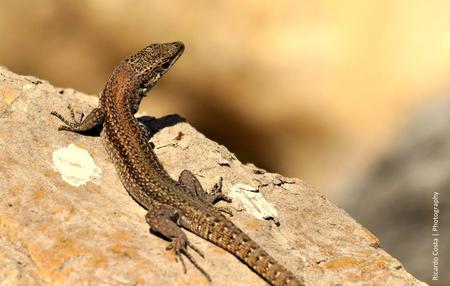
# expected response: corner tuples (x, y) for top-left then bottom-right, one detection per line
(145, 200), (211, 281)
(51, 105), (105, 133)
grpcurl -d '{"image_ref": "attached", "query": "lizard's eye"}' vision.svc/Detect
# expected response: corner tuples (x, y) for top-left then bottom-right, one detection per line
(161, 61), (171, 69)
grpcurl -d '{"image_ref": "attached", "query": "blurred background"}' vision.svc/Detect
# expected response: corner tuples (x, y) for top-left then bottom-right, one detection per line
(0, 1), (448, 285)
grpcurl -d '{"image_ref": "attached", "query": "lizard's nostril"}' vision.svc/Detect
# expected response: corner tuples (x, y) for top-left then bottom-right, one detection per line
(175, 41), (185, 51)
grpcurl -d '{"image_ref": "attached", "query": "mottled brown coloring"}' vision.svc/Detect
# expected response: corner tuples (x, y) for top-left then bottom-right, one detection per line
(51, 42), (304, 286)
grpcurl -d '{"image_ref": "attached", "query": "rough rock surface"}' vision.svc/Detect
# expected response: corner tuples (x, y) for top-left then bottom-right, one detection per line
(0, 66), (426, 286)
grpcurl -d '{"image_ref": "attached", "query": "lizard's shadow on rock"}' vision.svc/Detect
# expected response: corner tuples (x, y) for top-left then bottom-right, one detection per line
(138, 114), (186, 139)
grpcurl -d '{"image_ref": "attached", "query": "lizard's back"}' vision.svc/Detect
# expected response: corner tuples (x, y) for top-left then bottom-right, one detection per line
(56, 42), (305, 286)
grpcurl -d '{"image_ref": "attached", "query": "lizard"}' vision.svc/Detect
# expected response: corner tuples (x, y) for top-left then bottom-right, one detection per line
(50, 42), (304, 286)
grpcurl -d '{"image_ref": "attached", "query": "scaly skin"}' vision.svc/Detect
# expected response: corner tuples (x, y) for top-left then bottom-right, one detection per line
(51, 42), (304, 286)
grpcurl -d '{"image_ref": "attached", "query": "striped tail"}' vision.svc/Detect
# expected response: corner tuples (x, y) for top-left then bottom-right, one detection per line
(197, 214), (305, 286)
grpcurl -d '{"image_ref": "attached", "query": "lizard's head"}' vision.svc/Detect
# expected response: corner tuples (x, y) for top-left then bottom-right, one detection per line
(126, 41), (185, 93)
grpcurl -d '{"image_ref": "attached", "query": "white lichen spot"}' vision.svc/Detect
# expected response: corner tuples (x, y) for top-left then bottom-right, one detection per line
(229, 183), (278, 221)
(52, 143), (101, 187)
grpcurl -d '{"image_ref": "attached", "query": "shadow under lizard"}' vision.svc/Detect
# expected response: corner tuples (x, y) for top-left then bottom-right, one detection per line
(51, 42), (304, 286)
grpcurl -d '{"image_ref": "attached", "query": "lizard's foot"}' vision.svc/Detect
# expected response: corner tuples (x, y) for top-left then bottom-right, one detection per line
(166, 237), (211, 281)
(50, 106), (105, 133)
(145, 203), (211, 282)
(208, 177), (232, 204)
(208, 177), (233, 216)
(50, 104), (84, 131)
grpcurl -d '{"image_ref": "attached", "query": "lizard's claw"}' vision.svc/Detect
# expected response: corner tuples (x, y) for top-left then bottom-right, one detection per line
(208, 177), (233, 216)
(166, 240), (188, 273)
(166, 238), (211, 281)
(209, 177), (232, 204)
(51, 104), (84, 132)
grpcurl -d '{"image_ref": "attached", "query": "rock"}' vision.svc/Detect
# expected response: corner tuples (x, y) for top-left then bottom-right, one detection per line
(0, 66), (426, 285)
(342, 95), (450, 285)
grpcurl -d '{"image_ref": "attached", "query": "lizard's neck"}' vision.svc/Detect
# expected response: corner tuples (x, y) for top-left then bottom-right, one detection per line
(101, 62), (144, 116)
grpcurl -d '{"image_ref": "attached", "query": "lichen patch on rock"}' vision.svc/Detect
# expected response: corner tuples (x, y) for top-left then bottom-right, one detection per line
(0, 66), (427, 286)
(229, 183), (279, 221)
(52, 143), (101, 187)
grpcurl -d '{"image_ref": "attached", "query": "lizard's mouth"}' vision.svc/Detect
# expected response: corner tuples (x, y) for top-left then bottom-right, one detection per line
(165, 42), (185, 71)
(172, 41), (185, 56)
(141, 42), (185, 92)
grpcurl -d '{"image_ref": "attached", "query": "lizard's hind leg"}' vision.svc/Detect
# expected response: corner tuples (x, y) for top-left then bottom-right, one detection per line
(178, 170), (233, 216)
(145, 201), (211, 281)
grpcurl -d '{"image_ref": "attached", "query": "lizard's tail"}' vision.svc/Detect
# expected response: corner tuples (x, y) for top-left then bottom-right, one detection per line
(198, 215), (305, 286)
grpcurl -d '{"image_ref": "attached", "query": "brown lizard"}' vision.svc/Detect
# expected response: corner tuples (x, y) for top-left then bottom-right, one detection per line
(50, 42), (304, 286)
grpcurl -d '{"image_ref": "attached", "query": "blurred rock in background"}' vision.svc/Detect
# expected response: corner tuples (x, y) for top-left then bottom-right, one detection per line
(1, 1), (449, 285)
(340, 95), (450, 285)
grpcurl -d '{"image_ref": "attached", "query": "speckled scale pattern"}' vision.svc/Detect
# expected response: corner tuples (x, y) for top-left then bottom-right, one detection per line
(51, 42), (304, 286)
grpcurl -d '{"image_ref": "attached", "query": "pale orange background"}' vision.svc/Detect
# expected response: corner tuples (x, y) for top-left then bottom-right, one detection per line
(2, 1), (449, 195)
(1, 1), (449, 284)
